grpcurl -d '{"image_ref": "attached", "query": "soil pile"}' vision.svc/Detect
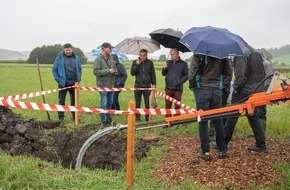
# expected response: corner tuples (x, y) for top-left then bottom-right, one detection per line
(0, 106), (148, 170)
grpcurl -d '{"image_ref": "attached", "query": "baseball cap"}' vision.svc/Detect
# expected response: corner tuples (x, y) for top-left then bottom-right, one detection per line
(101, 42), (113, 49)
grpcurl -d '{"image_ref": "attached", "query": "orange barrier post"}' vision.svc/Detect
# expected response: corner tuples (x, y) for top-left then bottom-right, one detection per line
(126, 100), (136, 188)
(74, 82), (79, 125)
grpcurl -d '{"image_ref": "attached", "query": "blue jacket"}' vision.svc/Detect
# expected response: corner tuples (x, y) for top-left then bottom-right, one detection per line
(52, 52), (82, 86)
(115, 62), (127, 87)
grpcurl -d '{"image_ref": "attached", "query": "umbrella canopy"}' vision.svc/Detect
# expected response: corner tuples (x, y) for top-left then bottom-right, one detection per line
(115, 36), (160, 55)
(149, 28), (190, 53)
(90, 46), (128, 62)
(179, 26), (246, 58)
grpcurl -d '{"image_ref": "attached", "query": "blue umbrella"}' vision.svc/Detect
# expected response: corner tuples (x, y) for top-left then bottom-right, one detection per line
(90, 45), (128, 62)
(179, 26), (246, 59)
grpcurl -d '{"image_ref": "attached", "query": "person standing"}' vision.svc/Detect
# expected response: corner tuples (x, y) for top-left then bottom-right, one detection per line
(224, 44), (268, 153)
(256, 51), (274, 133)
(162, 48), (188, 117)
(131, 49), (156, 121)
(52, 43), (82, 121)
(93, 42), (117, 128)
(189, 54), (232, 161)
(111, 54), (127, 110)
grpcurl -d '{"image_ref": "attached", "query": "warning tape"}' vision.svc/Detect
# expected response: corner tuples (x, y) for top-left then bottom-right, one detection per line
(0, 86), (196, 115)
(0, 86), (74, 101)
(0, 99), (195, 115)
(79, 86), (154, 92)
(155, 90), (196, 112)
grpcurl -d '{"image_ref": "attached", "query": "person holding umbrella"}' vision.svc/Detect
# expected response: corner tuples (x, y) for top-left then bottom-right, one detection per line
(93, 42), (117, 128)
(131, 49), (156, 121)
(189, 54), (232, 161)
(162, 48), (188, 118)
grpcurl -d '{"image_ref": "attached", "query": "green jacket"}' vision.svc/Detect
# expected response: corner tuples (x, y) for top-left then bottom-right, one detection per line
(93, 55), (116, 87)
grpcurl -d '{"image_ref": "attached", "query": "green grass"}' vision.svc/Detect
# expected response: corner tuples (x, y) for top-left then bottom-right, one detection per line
(0, 63), (289, 189)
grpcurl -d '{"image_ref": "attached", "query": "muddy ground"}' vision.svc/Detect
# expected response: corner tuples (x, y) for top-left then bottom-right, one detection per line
(0, 105), (289, 189)
(0, 105), (148, 170)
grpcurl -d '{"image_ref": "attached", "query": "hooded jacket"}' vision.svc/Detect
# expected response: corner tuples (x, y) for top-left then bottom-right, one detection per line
(233, 45), (265, 94)
(188, 55), (232, 90)
(115, 62), (127, 87)
(131, 58), (156, 88)
(93, 54), (116, 87)
(52, 52), (82, 87)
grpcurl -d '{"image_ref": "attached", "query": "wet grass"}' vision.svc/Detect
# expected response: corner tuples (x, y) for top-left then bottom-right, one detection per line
(0, 64), (289, 189)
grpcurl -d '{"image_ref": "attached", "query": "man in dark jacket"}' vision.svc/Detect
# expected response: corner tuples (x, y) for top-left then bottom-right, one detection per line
(189, 54), (232, 161)
(52, 43), (82, 121)
(224, 44), (268, 153)
(131, 49), (156, 121)
(162, 48), (188, 117)
(111, 54), (127, 110)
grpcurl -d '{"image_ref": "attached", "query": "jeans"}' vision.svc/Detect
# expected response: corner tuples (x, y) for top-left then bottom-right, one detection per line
(224, 91), (266, 148)
(112, 91), (121, 110)
(194, 88), (226, 152)
(134, 90), (151, 121)
(58, 84), (75, 119)
(99, 91), (113, 122)
(112, 84), (124, 110)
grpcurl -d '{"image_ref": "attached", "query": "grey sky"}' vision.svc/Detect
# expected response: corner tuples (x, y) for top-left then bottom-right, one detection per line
(1, 0), (289, 58)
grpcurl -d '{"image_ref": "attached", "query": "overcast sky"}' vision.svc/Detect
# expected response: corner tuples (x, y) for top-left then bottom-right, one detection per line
(1, 0), (289, 58)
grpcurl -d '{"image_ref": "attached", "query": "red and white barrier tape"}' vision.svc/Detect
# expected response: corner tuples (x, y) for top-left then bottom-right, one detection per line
(155, 90), (196, 112)
(0, 86), (74, 101)
(79, 86), (154, 92)
(0, 86), (197, 115)
(0, 99), (195, 115)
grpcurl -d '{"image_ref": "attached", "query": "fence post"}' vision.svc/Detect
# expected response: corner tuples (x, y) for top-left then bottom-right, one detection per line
(74, 82), (79, 126)
(126, 100), (135, 188)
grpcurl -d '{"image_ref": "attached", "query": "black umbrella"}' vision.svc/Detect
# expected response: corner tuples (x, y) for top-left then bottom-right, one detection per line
(149, 28), (190, 53)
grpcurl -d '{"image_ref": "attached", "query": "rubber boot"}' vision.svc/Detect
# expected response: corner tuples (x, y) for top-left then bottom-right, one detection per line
(259, 118), (266, 135)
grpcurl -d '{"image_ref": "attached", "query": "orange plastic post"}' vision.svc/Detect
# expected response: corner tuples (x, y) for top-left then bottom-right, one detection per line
(74, 82), (79, 125)
(126, 100), (136, 188)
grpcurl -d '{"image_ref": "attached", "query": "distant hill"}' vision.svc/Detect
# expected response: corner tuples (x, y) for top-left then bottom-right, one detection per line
(0, 48), (30, 60)
(273, 53), (290, 65)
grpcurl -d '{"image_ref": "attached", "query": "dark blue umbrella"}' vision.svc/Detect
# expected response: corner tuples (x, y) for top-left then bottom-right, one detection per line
(90, 46), (128, 62)
(179, 26), (246, 59)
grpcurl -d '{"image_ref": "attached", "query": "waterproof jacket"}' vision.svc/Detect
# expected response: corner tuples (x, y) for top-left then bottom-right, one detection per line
(162, 58), (188, 90)
(233, 45), (265, 94)
(188, 55), (232, 90)
(93, 54), (116, 87)
(131, 59), (156, 88)
(52, 52), (82, 87)
(115, 62), (127, 87)
(262, 58), (274, 88)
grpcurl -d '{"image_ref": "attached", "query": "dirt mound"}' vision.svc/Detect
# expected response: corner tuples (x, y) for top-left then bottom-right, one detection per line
(156, 136), (290, 189)
(0, 106), (149, 170)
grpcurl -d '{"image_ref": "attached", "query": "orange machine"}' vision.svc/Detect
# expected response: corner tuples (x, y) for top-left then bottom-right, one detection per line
(165, 71), (290, 126)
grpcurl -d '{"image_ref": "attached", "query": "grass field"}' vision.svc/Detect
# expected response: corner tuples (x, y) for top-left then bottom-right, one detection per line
(0, 62), (290, 189)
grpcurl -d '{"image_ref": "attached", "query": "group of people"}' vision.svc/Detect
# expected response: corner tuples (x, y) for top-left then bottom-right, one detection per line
(52, 42), (273, 161)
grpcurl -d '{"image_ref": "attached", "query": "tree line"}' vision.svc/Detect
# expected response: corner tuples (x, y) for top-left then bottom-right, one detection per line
(27, 44), (87, 64)
(268, 44), (290, 58)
